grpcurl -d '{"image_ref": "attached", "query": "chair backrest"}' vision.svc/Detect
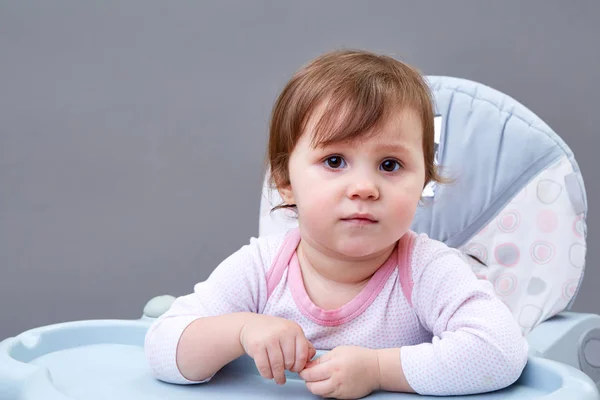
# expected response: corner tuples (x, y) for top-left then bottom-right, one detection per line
(258, 76), (587, 335)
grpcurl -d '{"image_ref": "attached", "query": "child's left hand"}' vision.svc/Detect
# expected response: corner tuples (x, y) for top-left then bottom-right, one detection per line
(298, 345), (380, 399)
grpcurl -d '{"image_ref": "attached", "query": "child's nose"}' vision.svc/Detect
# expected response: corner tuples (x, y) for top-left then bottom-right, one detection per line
(347, 176), (379, 200)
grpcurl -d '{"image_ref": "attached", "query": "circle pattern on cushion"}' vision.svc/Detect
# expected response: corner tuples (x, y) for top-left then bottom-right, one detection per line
(461, 156), (586, 335)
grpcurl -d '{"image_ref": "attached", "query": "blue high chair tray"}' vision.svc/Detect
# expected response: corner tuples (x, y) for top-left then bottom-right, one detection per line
(1, 319), (598, 399)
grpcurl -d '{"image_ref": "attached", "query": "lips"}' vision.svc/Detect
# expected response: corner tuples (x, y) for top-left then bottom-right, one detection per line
(341, 213), (378, 223)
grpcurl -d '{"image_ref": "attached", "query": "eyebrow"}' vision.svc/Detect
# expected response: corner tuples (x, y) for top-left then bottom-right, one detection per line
(372, 142), (412, 154)
(318, 140), (414, 156)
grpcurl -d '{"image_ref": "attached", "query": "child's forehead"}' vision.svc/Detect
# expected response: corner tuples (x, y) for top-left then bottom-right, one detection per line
(311, 133), (416, 154)
(307, 107), (423, 149)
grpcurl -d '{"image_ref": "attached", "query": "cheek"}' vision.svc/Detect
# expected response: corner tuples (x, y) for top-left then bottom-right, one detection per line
(296, 187), (335, 219)
(302, 207), (331, 226)
(394, 198), (418, 217)
(390, 182), (422, 219)
(295, 184), (339, 227)
(291, 169), (330, 204)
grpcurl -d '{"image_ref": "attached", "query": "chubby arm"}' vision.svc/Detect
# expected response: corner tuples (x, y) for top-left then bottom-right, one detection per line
(400, 241), (528, 395)
(175, 312), (254, 381)
(144, 236), (275, 384)
(376, 348), (414, 393)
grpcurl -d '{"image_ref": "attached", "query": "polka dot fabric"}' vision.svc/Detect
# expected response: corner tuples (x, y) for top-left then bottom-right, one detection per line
(460, 156), (587, 334)
(145, 231), (528, 395)
(401, 242), (528, 395)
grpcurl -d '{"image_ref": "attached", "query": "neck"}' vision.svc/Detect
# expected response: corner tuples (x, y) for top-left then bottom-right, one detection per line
(297, 234), (396, 288)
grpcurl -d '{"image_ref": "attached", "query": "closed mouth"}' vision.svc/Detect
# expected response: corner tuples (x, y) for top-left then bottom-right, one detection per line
(341, 214), (378, 223)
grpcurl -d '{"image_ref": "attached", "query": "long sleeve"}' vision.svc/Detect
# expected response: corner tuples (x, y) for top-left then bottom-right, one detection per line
(400, 236), (528, 396)
(144, 234), (282, 384)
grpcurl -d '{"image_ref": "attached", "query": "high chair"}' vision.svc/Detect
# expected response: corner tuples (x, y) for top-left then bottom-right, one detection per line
(1, 76), (599, 399)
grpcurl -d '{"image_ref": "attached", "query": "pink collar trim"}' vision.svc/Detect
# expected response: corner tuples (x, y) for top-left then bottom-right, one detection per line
(266, 228), (415, 326)
(288, 245), (398, 326)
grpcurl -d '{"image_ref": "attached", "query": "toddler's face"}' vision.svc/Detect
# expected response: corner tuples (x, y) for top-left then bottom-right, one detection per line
(280, 107), (426, 259)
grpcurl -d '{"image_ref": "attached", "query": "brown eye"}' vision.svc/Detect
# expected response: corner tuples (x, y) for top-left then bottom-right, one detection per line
(380, 159), (401, 172)
(325, 156), (346, 169)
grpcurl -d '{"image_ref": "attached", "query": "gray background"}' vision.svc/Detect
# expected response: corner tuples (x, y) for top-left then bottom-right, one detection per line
(1, 1), (598, 340)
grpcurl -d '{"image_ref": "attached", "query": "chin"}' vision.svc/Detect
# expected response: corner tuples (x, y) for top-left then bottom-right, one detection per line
(334, 239), (385, 259)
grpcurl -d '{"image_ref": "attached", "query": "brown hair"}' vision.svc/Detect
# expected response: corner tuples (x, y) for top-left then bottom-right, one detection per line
(268, 49), (443, 210)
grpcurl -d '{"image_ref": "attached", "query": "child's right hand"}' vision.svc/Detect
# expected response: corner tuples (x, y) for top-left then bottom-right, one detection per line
(239, 314), (316, 385)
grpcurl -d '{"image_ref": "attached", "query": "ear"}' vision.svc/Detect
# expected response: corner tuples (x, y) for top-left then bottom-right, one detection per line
(278, 184), (296, 205)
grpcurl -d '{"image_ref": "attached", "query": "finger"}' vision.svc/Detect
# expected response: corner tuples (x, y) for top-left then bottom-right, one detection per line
(253, 347), (273, 380)
(299, 361), (332, 382)
(306, 379), (335, 397)
(266, 341), (286, 385)
(307, 341), (317, 361)
(291, 336), (308, 372)
(304, 351), (330, 369)
(282, 336), (296, 371)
